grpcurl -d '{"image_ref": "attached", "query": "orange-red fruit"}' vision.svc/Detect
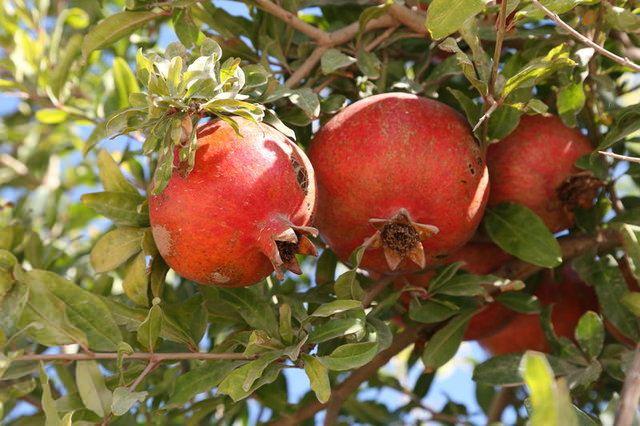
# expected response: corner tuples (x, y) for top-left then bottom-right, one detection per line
(480, 267), (598, 355)
(487, 114), (594, 232)
(309, 93), (489, 274)
(149, 118), (317, 287)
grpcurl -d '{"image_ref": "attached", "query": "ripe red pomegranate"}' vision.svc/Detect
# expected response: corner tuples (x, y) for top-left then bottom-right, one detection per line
(480, 266), (598, 355)
(487, 114), (599, 232)
(149, 117), (317, 287)
(308, 93), (489, 274)
(396, 242), (515, 340)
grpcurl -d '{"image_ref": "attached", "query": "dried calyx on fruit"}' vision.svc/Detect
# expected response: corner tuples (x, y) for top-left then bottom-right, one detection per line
(309, 93), (489, 274)
(149, 118), (317, 287)
(487, 114), (601, 232)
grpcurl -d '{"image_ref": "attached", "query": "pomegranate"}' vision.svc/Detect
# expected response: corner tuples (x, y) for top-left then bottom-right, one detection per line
(487, 114), (599, 232)
(308, 93), (489, 274)
(149, 117), (317, 287)
(480, 266), (598, 355)
(396, 242), (515, 340)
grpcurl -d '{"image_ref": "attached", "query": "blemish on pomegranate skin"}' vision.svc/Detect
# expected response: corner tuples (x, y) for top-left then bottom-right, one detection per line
(210, 272), (230, 284)
(152, 225), (173, 257)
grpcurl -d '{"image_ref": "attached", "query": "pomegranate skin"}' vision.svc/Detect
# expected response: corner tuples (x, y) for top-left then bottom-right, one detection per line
(480, 267), (598, 355)
(149, 117), (316, 287)
(487, 115), (592, 232)
(308, 93), (489, 273)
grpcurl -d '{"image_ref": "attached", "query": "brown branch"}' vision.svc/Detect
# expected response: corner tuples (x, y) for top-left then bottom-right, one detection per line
(13, 352), (256, 362)
(285, 46), (328, 87)
(487, 387), (515, 423)
(489, 0), (509, 97)
(268, 325), (423, 425)
(599, 151), (640, 164)
(615, 345), (640, 426)
(386, 3), (427, 35)
(365, 24), (401, 52)
(252, 0), (330, 44)
(530, 0), (640, 72)
(328, 15), (397, 46)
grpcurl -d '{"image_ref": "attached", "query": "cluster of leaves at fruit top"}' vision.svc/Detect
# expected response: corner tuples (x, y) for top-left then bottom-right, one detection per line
(2, 0), (640, 425)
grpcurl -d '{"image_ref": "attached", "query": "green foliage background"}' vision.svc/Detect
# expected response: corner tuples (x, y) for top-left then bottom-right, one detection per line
(2, 0), (640, 424)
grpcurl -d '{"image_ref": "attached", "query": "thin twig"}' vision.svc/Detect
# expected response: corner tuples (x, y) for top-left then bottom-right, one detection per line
(285, 46), (328, 88)
(129, 360), (159, 391)
(599, 151), (640, 164)
(362, 276), (394, 308)
(365, 24), (400, 52)
(13, 352), (256, 362)
(530, 0), (640, 72)
(252, 0), (330, 44)
(487, 387), (515, 423)
(615, 345), (640, 426)
(489, 0), (509, 97)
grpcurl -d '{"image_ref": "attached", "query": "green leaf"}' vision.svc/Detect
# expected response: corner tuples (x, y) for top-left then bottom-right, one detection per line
(81, 192), (148, 227)
(90, 227), (144, 273)
(216, 287), (279, 337)
(596, 104), (640, 153)
(473, 353), (575, 386)
(604, 2), (640, 32)
(278, 304), (294, 345)
(426, 0), (485, 40)
(502, 45), (575, 98)
(574, 255), (640, 341)
(35, 108), (68, 124)
(167, 360), (243, 406)
(495, 292), (541, 314)
(409, 298), (459, 324)
(621, 224), (640, 277)
(434, 274), (489, 297)
(321, 48), (356, 74)
(49, 34), (83, 98)
(173, 8), (201, 48)
(290, 88), (320, 119)
(113, 58), (140, 110)
(575, 311), (604, 359)
(357, 49), (381, 79)
(137, 301), (163, 351)
(311, 300), (363, 318)
(96, 150), (140, 195)
(334, 270), (364, 301)
(484, 203), (562, 268)
(123, 252), (149, 307)
(320, 342), (379, 371)
(308, 318), (364, 343)
(621, 292), (640, 317)
(421, 309), (475, 372)
(428, 262), (465, 294)
(218, 362), (283, 402)
(18, 271), (88, 348)
(40, 364), (62, 426)
(76, 361), (112, 417)
(301, 354), (330, 403)
(82, 11), (161, 59)
(111, 387), (147, 416)
(557, 82), (585, 127)
(520, 352), (577, 426)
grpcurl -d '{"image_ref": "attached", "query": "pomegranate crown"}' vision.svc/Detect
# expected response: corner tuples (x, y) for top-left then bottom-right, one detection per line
(103, 39), (296, 195)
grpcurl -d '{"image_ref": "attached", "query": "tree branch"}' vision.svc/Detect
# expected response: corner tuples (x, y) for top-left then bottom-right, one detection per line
(13, 352), (256, 362)
(530, 0), (640, 72)
(487, 387), (515, 423)
(615, 345), (640, 426)
(252, 0), (331, 44)
(285, 46), (328, 87)
(386, 3), (427, 35)
(599, 151), (640, 164)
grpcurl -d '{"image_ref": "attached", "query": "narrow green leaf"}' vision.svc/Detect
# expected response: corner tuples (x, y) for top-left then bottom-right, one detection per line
(82, 11), (161, 59)
(321, 49), (356, 75)
(575, 311), (604, 359)
(319, 342), (378, 371)
(301, 354), (330, 403)
(426, 0), (485, 40)
(484, 203), (562, 268)
(123, 252), (149, 307)
(167, 360), (243, 406)
(137, 301), (162, 351)
(76, 361), (112, 417)
(309, 318), (364, 343)
(90, 227), (144, 273)
(409, 298), (459, 324)
(81, 192), (148, 227)
(113, 58), (140, 109)
(111, 387), (147, 416)
(311, 300), (362, 318)
(421, 309), (475, 372)
(35, 108), (68, 124)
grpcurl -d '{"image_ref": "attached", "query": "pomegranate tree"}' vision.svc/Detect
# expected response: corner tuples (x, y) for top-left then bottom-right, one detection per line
(308, 93), (489, 274)
(487, 114), (599, 232)
(149, 117), (317, 287)
(480, 266), (598, 354)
